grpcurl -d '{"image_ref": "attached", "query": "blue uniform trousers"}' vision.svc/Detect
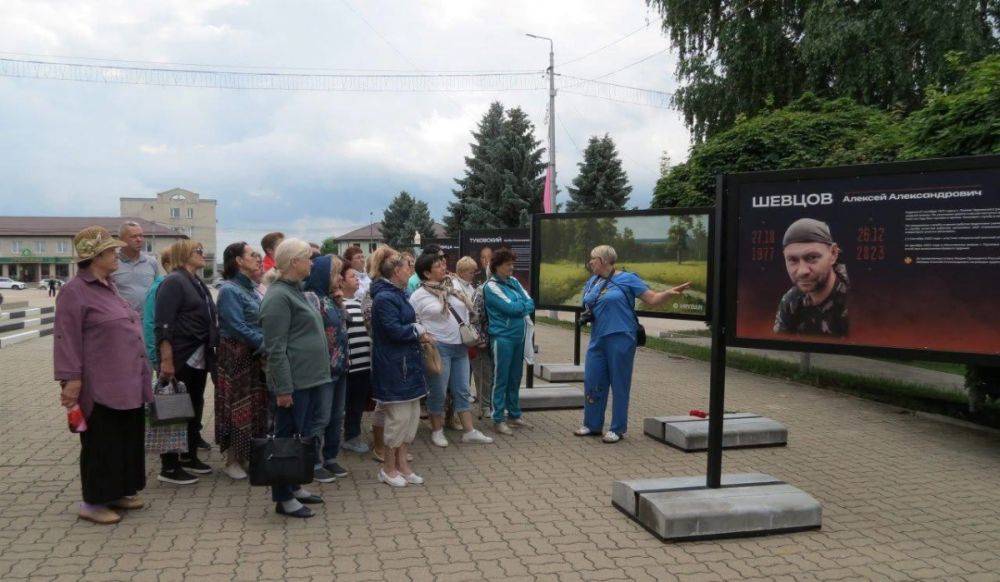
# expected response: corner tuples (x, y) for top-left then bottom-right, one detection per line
(582, 332), (637, 435)
(491, 337), (524, 424)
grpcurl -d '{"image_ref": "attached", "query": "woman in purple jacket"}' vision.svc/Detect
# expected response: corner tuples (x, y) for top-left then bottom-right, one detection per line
(54, 226), (153, 525)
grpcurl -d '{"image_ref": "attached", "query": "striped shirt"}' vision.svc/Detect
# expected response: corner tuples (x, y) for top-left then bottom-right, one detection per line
(343, 298), (371, 373)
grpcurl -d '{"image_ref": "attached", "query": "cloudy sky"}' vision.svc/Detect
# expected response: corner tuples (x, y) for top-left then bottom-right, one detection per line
(0, 0), (690, 251)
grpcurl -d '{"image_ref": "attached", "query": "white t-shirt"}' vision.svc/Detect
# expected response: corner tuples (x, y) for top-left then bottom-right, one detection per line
(409, 286), (469, 346)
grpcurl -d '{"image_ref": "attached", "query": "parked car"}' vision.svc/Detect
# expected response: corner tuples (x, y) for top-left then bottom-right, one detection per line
(0, 277), (27, 290)
(37, 278), (65, 290)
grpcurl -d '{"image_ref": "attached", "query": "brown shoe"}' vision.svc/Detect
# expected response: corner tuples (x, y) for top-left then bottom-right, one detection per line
(78, 505), (121, 525)
(109, 496), (144, 510)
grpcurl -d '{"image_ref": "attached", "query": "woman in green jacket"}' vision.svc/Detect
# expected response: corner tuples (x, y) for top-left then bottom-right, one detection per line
(260, 238), (331, 518)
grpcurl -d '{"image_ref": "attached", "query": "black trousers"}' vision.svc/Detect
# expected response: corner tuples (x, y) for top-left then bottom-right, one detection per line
(80, 404), (146, 504)
(344, 370), (371, 442)
(161, 363), (208, 469)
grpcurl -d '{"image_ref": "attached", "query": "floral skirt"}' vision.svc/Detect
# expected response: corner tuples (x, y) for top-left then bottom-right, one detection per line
(214, 337), (269, 464)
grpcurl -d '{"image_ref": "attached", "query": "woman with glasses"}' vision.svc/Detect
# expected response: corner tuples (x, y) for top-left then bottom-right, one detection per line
(154, 241), (219, 483)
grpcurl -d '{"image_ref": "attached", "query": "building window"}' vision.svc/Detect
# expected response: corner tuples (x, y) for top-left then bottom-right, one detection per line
(57, 241), (68, 253)
(187, 208), (194, 219)
(11, 241), (22, 253)
(35, 241), (46, 252)
(170, 208), (180, 219)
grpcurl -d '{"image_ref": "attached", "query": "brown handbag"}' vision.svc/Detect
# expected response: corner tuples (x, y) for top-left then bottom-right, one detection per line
(421, 342), (443, 375)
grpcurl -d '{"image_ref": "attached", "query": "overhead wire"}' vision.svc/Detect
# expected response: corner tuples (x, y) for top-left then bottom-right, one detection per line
(557, 21), (651, 67)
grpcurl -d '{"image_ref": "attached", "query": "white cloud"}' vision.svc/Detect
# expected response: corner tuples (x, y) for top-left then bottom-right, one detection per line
(0, 0), (690, 230)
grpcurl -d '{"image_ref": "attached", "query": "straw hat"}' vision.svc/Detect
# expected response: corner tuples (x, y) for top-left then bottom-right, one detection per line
(73, 226), (126, 263)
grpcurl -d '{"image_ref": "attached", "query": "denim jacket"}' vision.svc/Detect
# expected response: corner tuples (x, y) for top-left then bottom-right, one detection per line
(217, 273), (264, 351)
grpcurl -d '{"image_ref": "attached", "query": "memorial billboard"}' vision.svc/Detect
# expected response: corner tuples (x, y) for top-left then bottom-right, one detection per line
(459, 228), (532, 292)
(532, 209), (712, 319)
(725, 155), (1000, 361)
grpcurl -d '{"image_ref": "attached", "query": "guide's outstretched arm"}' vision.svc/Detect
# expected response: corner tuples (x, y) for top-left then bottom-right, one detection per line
(640, 282), (692, 306)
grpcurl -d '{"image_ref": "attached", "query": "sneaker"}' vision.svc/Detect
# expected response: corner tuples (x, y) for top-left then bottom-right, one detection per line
(493, 422), (513, 436)
(313, 467), (337, 483)
(449, 416), (464, 431)
(378, 469), (407, 488)
(195, 435), (212, 451)
(574, 426), (597, 437)
(461, 429), (494, 444)
(431, 429), (449, 448)
(602, 431), (622, 443)
(341, 437), (370, 454)
(324, 462), (349, 478)
(223, 462), (247, 481)
(403, 472), (424, 485)
(179, 456), (212, 474)
(157, 467), (199, 485)
(507, 417), (529, 428)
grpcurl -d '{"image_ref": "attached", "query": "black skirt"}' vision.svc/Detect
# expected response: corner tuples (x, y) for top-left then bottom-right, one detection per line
(80, 403), (146, 504)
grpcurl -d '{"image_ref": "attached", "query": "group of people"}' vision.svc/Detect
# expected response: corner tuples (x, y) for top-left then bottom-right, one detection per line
(54, 221), (557, 524)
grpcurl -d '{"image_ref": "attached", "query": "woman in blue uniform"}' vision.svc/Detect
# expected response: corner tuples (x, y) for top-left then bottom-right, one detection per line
(574, 245), (690, 443)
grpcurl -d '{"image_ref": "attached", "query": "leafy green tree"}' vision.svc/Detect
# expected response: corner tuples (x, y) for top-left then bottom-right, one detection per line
(444, 102), (546, 232)
(902, 54), (1000, 158)
(652, 94), (905, 207)
(381, 191), (436, 250)
(320, 237), (338, 255)
(646, 0), (1000, 140)
(566, 134), (632, 211)
(666, 215), (694, 263)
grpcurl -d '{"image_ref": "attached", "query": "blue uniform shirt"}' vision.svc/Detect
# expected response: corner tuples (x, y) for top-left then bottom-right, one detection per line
(582, 271), (649, 340)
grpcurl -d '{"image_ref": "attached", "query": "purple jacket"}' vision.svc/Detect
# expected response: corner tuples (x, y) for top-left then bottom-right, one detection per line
(53, 268), (153, 418)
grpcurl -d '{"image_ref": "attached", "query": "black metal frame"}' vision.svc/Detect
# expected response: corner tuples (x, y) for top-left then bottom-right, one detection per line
(531, 207), (716, 321)
(723, 153), (1000, 365)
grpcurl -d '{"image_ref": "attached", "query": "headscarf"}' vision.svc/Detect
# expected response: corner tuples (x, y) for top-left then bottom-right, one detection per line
(420, 274), (473, 314)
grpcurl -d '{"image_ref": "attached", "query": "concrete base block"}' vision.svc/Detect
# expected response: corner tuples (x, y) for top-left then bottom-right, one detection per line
(0, 301), (29, 311)
(518, 385), (584, 410)
(643, 413), (787, 452)
(534, 363), (585, 382)
(613, 473), (822, 541)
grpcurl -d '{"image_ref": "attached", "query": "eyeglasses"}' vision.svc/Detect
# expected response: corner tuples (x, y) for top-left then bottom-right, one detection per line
(193, 248), (204, 255)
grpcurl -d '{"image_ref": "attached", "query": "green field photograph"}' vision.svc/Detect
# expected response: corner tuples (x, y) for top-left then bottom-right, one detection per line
(537, 213), (710, 316)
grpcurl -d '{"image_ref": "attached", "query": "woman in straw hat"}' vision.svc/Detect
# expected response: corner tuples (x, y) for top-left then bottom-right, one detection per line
(53, 226), (154, 525)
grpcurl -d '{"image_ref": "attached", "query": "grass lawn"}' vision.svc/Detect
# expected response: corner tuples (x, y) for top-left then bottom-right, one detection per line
(539, 260), (708, 316)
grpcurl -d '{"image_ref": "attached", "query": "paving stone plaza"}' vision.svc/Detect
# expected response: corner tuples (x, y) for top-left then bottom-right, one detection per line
(1, 305), (998, 581)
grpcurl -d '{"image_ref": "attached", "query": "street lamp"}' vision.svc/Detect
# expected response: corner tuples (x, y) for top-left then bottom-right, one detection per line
(526, 33), (557, 212)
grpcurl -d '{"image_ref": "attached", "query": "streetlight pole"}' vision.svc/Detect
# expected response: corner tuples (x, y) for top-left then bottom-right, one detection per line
(526, 33), (556, 211)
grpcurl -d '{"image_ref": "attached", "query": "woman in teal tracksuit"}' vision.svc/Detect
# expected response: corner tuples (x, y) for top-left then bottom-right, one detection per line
(483, 248), (534, 436)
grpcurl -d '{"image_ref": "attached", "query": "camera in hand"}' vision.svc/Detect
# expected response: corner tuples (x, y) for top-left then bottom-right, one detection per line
(578, 309), (594, 327)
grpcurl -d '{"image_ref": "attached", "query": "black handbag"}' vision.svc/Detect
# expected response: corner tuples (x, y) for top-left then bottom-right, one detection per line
(149, 379), (195, 425)
(249, 433), (316, 487)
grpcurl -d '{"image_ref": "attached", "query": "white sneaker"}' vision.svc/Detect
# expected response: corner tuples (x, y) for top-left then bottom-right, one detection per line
(461, 429), (494, 444)
(378, 469), (407, 488)
(403, 473), (424, 485)
(493, 422), (513, 436)
(431, 429), (449, 448)
(507, 417), (529, 428)
(602, 431), (622, 443)
(223, 462), (247, 480)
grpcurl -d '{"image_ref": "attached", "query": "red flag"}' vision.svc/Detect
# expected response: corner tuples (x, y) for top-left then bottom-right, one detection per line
(542, 165), (554, 213)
